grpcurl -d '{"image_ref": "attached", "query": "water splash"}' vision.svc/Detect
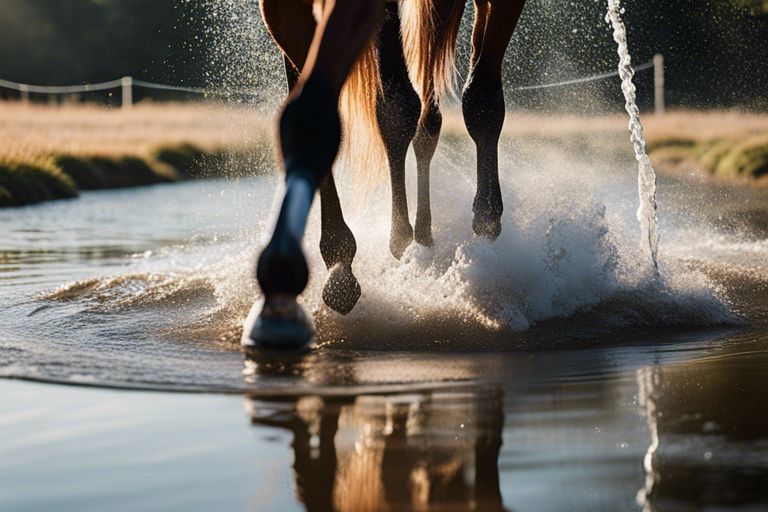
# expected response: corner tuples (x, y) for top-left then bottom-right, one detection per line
(606, 0), (660, 273)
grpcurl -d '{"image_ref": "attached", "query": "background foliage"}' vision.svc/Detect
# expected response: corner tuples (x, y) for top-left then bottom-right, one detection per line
(0, 0), (765, 110)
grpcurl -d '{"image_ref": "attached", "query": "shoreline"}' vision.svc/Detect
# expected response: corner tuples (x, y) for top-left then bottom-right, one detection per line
(2, 104), (766, 208)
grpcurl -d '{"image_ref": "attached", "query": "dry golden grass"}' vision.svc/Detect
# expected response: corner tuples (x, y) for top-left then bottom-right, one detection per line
(0, 101), (274, 206)
(1, 102), (766, 207)
(445, 109), (768, 184)
(0, 101), (270, 157)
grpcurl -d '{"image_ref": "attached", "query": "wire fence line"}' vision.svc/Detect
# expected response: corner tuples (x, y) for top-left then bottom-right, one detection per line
(0, 57), (663, 110)
(0, 77), (259, 97)
(513, 59), (654, 91)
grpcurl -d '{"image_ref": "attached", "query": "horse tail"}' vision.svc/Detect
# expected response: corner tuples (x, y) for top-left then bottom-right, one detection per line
(337, 38), (386, 197)
(337, 0), (465, 196)
(400, 0), (466, 120)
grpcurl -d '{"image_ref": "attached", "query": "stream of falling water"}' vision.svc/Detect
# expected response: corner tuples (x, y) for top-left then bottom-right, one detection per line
(606, 0), (660, 273)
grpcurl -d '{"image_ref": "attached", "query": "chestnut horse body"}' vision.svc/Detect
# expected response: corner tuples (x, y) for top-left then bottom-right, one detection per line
(245, 0), (525, 349)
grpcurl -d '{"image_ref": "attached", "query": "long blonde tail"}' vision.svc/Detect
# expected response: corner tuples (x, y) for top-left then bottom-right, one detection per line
(337, 0), (465, 197)
(400, 0), (465, 118)
(337, 40), (386, 197)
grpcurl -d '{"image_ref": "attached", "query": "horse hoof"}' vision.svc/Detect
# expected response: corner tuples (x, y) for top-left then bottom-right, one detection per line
(242, 296), (315, 352)
(322, 264), (361, 315)
(389, 228), (413, 260)
(473, 214), (502, 241)
(414, 227), (434, 248)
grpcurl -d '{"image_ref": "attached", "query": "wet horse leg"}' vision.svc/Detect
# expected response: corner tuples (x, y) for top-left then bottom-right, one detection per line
(376, 2), (421, 260)
(248, 0), (384, 348)
(279, 22), (361, 315)
(462, 0), (525, 240)
(412, 101), (442, 247)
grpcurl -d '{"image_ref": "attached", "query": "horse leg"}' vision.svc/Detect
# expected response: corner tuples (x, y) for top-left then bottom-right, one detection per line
(247, 0), (384, 349)
(412, 102), (442, 247)
(290, 57), (362, 316)
(376, 2), (421, 259)
(289, 61), (362, 316)
(319, 175), (361, 314)
(462, 0), (525, 240)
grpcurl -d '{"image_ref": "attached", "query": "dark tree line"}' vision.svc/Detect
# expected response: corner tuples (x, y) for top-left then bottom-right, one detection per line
(0, 0), (764, 109)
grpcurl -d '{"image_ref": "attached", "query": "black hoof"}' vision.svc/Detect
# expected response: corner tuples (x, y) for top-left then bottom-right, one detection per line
(414, 225), (434, 248)
(473, 213), (502, 241)
(390, 223), (413, 260)
(242, 297), (315, 352)
(322, 264), (361, 315)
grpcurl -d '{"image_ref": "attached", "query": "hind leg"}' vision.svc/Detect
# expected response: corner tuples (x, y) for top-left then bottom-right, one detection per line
(376, 3), (421, 260)
(248, 0), (384, 349)
(463, 0), (525, 240)
(412, 101), (442, 247)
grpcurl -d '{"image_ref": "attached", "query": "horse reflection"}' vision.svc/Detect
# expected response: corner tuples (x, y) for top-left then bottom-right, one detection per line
(246, 388), (507, 512)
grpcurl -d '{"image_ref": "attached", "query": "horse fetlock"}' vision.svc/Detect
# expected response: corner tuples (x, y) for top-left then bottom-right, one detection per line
(390, 217), (414, 260)
(257, 232), (309, 297)
(472, 193), (503, 240)
(414, 214), (434, 247)
(322, 263), (361, 315)
(319, 227), (357, 269)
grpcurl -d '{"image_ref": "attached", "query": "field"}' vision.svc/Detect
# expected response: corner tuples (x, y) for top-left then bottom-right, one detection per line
(1, 102), (767, 207)
(0, 102), (272, 207)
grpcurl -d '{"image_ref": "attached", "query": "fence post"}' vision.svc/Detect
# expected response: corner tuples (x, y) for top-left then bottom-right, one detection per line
(121, 76), (133, 109)
(653, 54), (665, 116)
(19, 84), (29, 105)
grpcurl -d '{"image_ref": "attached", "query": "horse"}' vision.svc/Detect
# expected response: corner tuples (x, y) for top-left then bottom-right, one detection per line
(243, 0), (526, 350)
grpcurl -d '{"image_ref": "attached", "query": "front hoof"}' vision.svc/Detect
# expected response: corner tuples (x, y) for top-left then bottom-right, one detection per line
(322, 264), (361, 315)
(414, 224), (434, 248)
(390, 223), (414, 260)
(473, 212), (502, 241)
(242, 296), (315, 352)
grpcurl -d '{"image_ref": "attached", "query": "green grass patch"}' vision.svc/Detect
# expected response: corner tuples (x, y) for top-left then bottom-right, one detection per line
(648, 135), (768, 180)
(0, 155), (78, 207)
(715, 136), (768, 178)
(53, 153), (180, 190)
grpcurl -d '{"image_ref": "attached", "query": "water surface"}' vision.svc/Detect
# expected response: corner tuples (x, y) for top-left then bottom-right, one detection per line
(1, 145), (767, 510)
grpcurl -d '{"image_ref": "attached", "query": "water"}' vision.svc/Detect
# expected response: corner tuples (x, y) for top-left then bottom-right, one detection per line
(606, 0), (660, 272)
(1, 132), (767, 510)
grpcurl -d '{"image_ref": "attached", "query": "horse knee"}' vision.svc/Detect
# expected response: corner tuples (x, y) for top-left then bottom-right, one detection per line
(462, 73), (505, 148)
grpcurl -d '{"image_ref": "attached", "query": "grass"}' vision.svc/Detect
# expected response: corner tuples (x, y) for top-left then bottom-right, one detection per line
(638, 111), (768, 183)
(445, 110), (768, 185)
(0, 101), (273, 206)
(1, 103), (766, 207)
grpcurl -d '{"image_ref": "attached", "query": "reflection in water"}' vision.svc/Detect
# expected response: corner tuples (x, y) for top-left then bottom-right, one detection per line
(246, 388), (506, 512)
(637, 356), (768, 511)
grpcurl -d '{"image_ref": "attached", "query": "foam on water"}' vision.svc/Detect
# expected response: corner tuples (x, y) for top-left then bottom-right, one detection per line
(38, 144), (740, 351)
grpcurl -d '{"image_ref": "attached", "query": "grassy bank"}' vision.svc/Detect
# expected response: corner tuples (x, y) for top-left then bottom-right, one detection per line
(641, 112), (768, 183)
(2, 104), (766, 208)
(481, 111), (768, 186)
(0, 102), (273, 207)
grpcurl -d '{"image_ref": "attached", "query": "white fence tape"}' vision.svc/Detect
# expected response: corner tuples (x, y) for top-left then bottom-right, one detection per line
(513, 59), (654, 91)
(0, 57), (662, 110)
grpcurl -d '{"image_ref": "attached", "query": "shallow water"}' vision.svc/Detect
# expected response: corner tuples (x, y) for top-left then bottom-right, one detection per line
(1, 141), (768, 509)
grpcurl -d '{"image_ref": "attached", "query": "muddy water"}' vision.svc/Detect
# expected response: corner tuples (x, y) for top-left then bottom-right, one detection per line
(1, 142), (768, 510)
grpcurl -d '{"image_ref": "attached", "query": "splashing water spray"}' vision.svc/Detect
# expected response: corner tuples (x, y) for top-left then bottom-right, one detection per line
(606, 0), (660, 274)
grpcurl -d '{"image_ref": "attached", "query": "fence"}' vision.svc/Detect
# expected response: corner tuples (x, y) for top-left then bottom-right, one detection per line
(0, 55), (665, 114)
